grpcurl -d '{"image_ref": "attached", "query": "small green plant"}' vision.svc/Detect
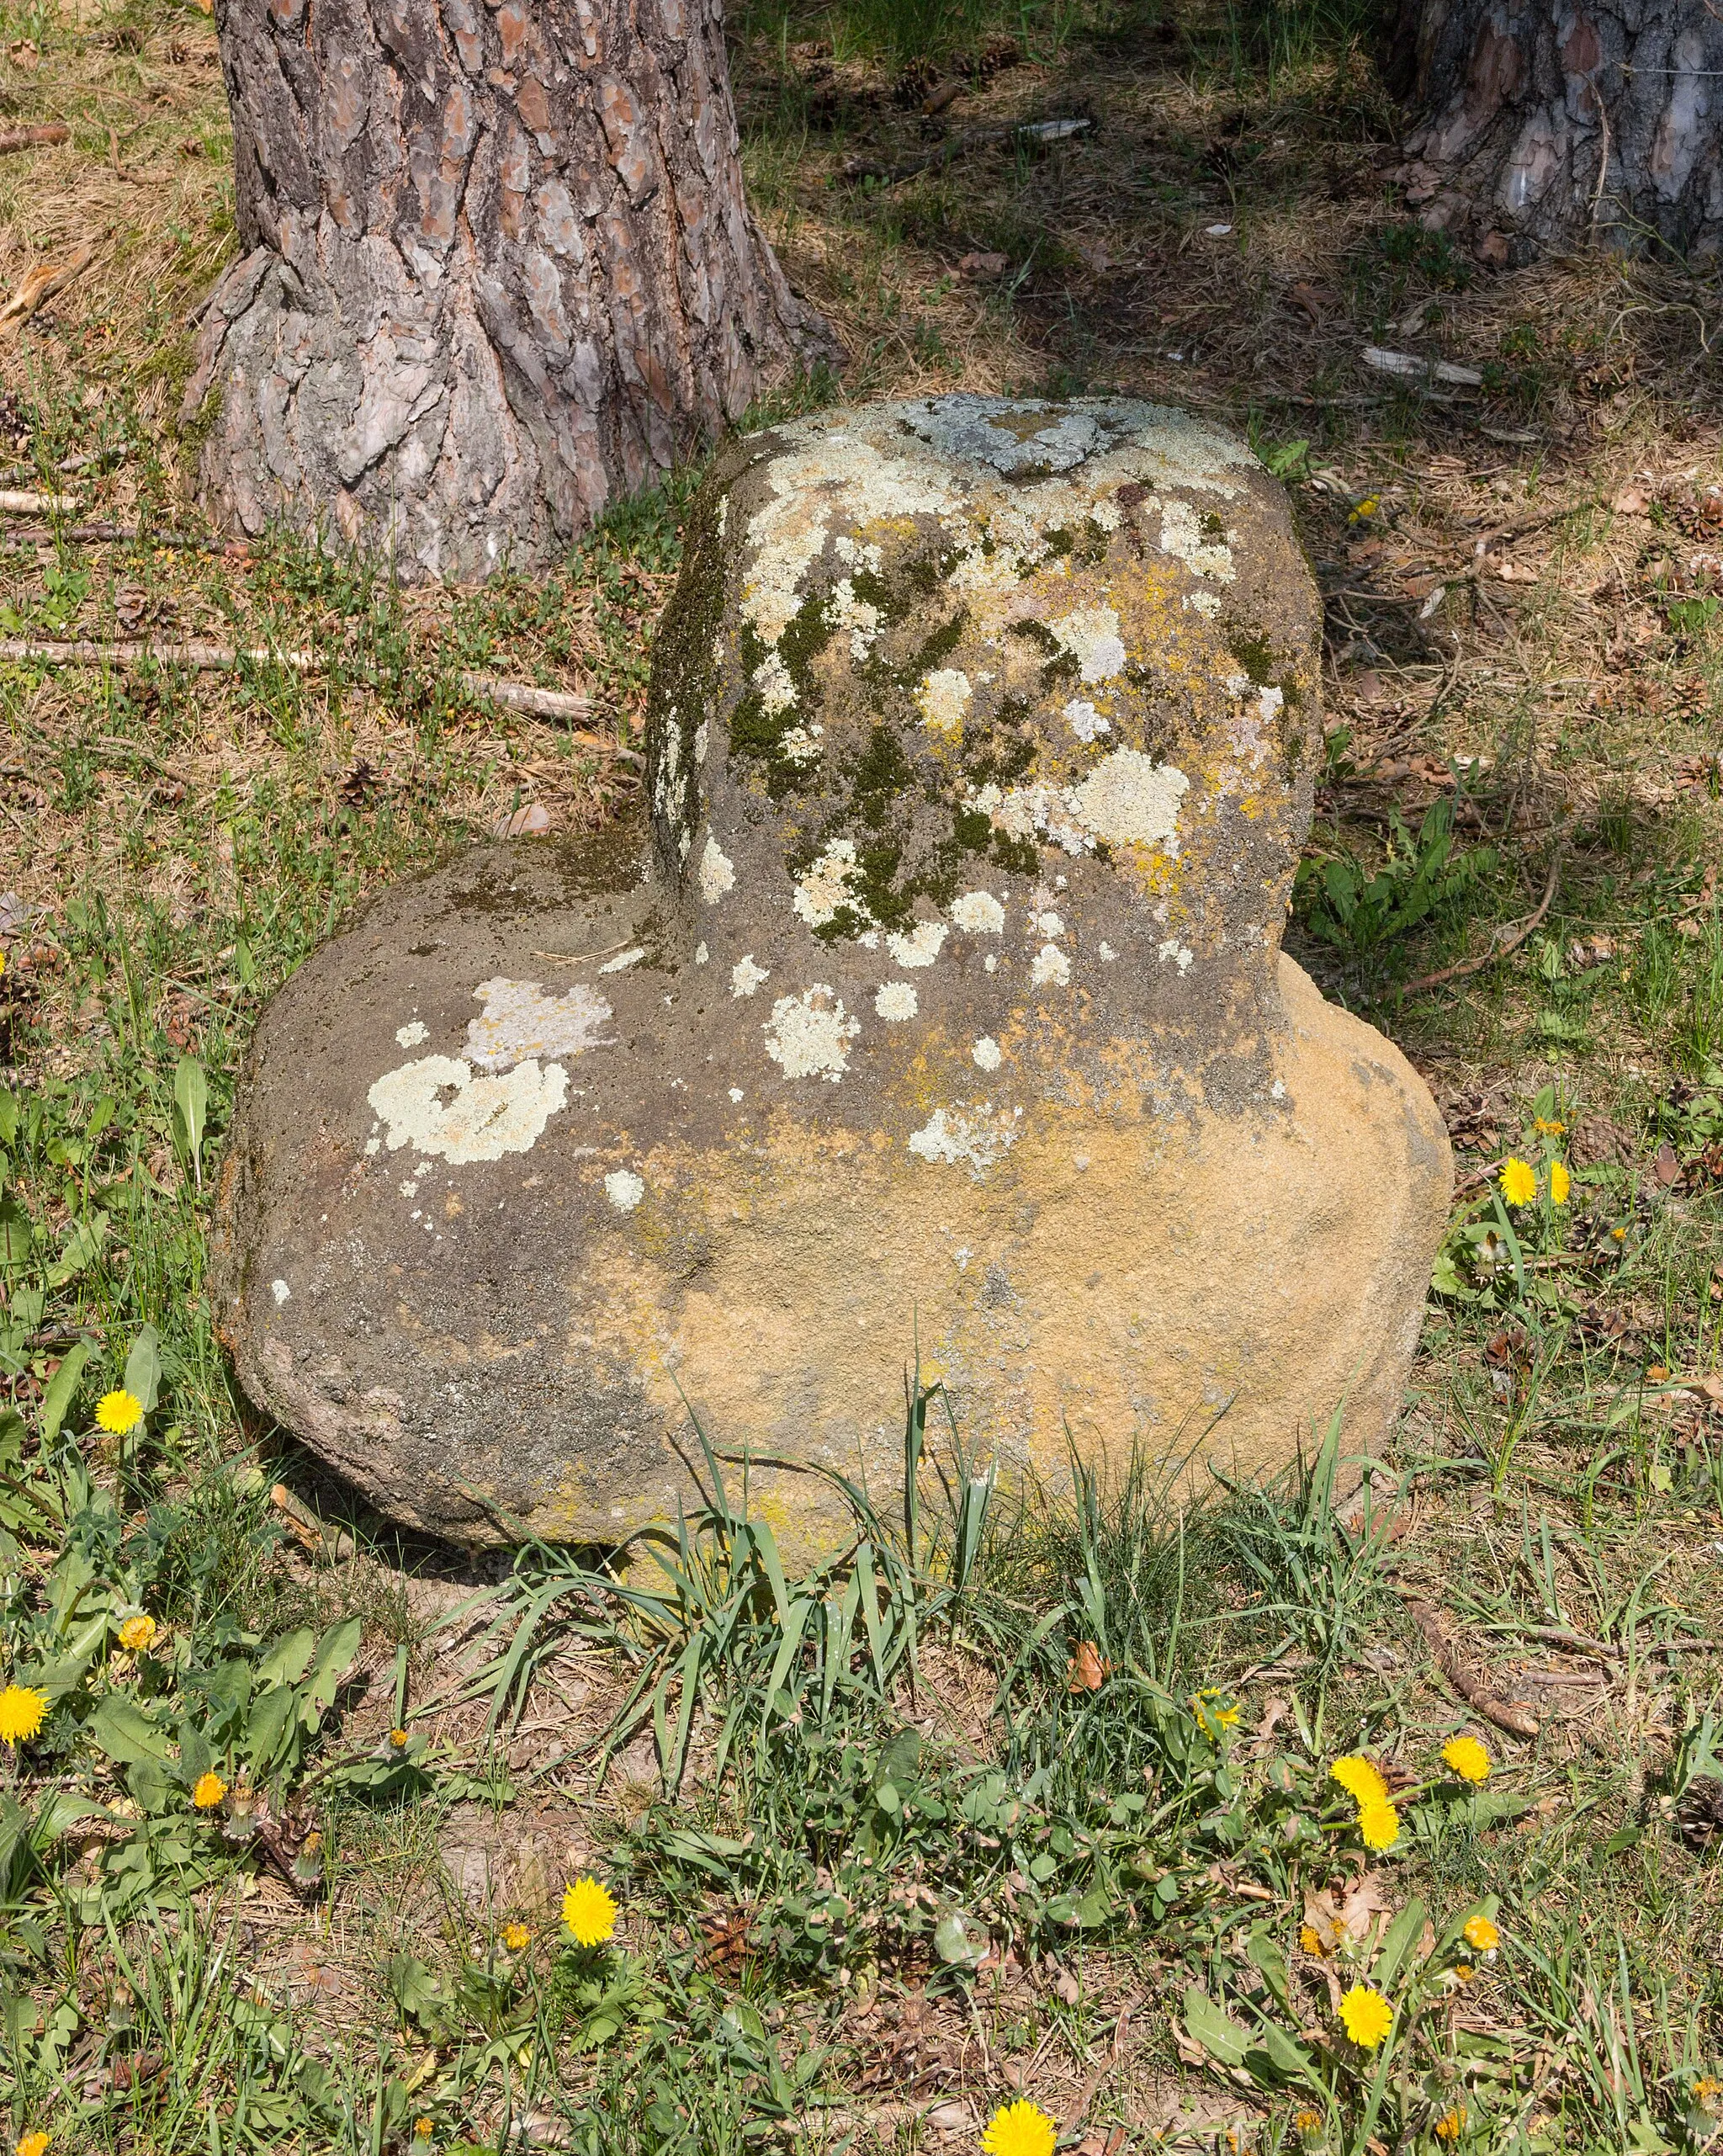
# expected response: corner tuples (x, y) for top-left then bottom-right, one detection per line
(1297, 795), (1498, 959)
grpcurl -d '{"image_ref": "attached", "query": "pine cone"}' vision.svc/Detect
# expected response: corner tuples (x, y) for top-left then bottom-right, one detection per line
(1676, 1776), (1723, 1850)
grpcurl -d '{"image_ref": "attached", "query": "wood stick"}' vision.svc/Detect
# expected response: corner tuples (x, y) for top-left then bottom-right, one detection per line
(0, 125), (69, 154)
(1397, 837), (1567, 996)
(1402, 1594), (1540, 1737)
(0, 635), (634, 751)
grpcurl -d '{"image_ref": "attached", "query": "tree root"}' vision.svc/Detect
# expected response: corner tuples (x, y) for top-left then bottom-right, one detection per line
(1402, 1594), (1540, 1738)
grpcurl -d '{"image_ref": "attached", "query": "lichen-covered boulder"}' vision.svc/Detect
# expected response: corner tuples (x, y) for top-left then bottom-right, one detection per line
(212, 396), (1452, 1552)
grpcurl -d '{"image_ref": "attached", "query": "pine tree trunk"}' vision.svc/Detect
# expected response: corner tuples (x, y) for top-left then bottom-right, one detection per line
(1395, 0), (1723, 263)
(182, 0), (828, 581)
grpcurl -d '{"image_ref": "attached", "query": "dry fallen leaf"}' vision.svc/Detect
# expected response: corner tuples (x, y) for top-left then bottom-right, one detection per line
(957, 250), (1008, 279)
(7, 38), (38, 71)
(493, 802), (552, 839)
(1066, 1639), (1108, 1691)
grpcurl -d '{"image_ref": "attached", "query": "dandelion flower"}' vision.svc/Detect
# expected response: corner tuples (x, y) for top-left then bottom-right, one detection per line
(1499, 1157), (1537, 1207)
(1329, 1755), (1388, 1806)
(1550, 1160), (1571, 1205)
(1191, 1686), (1240, 1729)
(1299, 1924), (1325, 1957)
(16, 2132), (48, 2156)
(118, 1615), (156, 1654)
(561, 1875), (618, 1946)
(980, 2100), (1058, 2156)
(191, 1771), (227, 1810)
(95, 1390), (144, 1436)
(1349, 497), (1380, 523)
(1694, 2079), (1721, 2104)
(412, 2123), (433, 2144)
(1338, 1984), (1393, 2050)
(1294, 2113), (1324, 2148)
(388, 1728), (409, 1749)
(1442, 1735), (1491, 1784)
(1462, 1913), (1499, 1954)
(1358, 1798), (1401, 1851)
(502, 1921), (531, 1952)
(1434, 2106), (1466, 2143)
(0, 1686), (46, 1744)
(1452, 1963), (1474, 1983)
(1533, 1116), (1565, 1137)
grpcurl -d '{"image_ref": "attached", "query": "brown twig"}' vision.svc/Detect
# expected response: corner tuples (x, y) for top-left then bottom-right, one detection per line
(0, 635), (637, 754)
(1402, 1594), (1540, 1738)
(1397, 835), (1567, 996)
(0, 125), (68, 154)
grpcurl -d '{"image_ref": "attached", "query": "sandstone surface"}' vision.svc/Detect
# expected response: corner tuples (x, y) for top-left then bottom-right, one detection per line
(213, 396), (1453, 1551)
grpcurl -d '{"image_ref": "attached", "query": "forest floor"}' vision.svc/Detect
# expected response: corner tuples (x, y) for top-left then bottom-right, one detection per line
(1, 0), (1722, 2148)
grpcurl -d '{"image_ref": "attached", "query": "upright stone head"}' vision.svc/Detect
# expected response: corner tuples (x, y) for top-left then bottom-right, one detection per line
(213, 397), (1450, 1555)
(648, 394), (1323, 1111)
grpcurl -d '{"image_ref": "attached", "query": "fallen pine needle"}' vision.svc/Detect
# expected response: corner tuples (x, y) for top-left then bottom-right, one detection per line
(0, 635), (634, 754)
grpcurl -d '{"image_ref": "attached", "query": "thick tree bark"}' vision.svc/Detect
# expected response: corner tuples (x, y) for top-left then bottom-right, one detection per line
(1394, 0), (1723, 263)
(182, 0), (828, 581)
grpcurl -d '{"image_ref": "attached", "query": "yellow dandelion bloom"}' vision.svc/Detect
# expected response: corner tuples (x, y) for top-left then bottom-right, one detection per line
(980, 2100), (1058, 2156)
(1299, 1924), (1325, 1957)
(502, 1921), (531, 1952)
(1499, 1157), (1537, 1207)
(1453, 1962), (1474, 1983)
(561, 1875), (618, 1946)
(388, 1728), (409, 1749)
(1349, 497), (1380, 523)
(1533, 1116), (1565, 1137)
(1442, 1735), (1491, 1784)
(412, 2122), (433, 2144)
(1694, 2078), (1721, 2103)
(1550, 1160), (1571, 1205)
(95, 1390), (144, 1435)
(1611, 1225), (1627, 1241)
(191, 1771), (227, 1810)
(1462, 1914), (1499, 1954)
(0, 1686), (46, 1744)
(16, 2132), (49, 2156)
(1358, 1798), (1401, 1851)
(1434, 2106), (1466, 2143)
(1329, 1755), (1388, 1806)
(1191, 1686), (1240, 1729)
(1338, 1985), (1393, 2049)
(118, 1615), (156, 1654)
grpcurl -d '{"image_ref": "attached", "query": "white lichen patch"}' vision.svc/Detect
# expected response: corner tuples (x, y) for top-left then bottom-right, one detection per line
(395, 1020), (428, 1048)
(908, 1105), (1018, 1177)
(604, 1168), (645, 1213)
(1099, 941), (1118, 961)
(1158, 938), (1195, 973)
(764, 986), (860, 1081)
(1158, 497), (1236, 582)
(828, 577), (883, 661)
(916, 666), (973, 735)
(1036, 911), (1066, 937)
(1031, 943), (1072, 988)
(876, 981), (919, 1021)
(1050, 605), (1126, 683)
(752, 646), (797, 714)
(368, 1054), (569, 1166)
(696, 942), (709, 964)
(951, 889), (1005, 934)
(793, 838), (868, 929)
(1068, 749), (1190, 855)
(1063, 698), (1111, 743)
(972, 1036), (1003, 1071)
(887, 920), (948, 969)
(742, 433), (963, 645)
(699, 834), (736, 904)
(598, 947), (644, 974)
(465, 978), (613, 1072)
(272, 1277), (291, 1305)
(731, 954), (770, 997)
(780, 724), (823, 766)
(1186, 591), (1222, 618)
